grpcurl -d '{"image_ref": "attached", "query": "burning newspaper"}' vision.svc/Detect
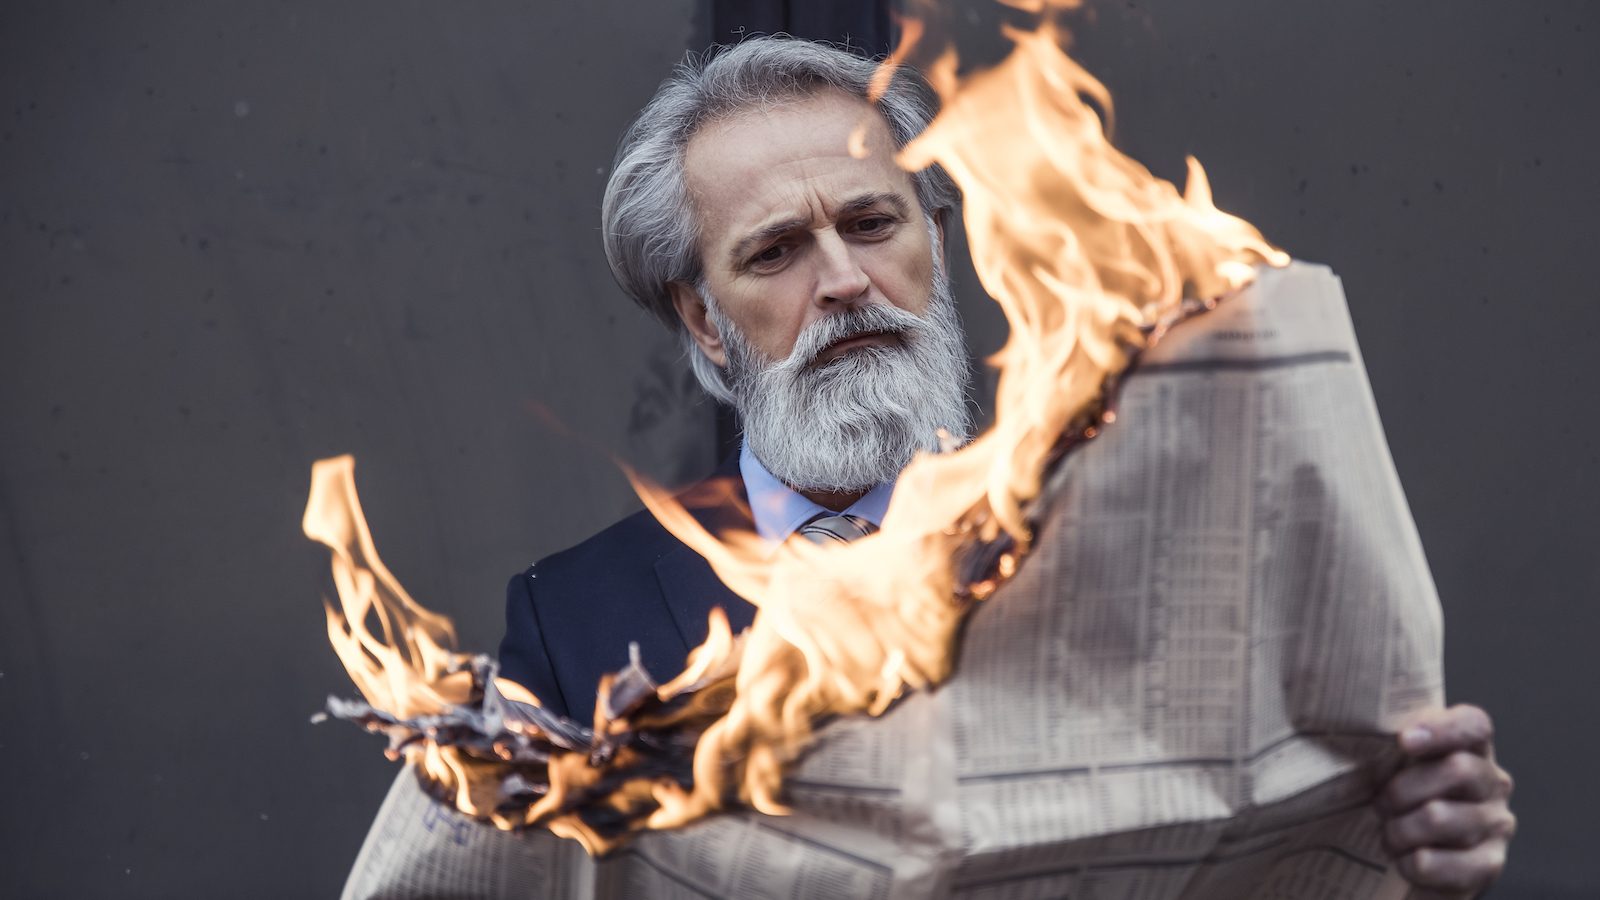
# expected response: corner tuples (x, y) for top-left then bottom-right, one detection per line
(334, 262), (1441, 898)
(311, 6), (1442, 895)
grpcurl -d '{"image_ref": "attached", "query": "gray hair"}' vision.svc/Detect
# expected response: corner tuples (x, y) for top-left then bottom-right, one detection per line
(600, 37), (961, 352)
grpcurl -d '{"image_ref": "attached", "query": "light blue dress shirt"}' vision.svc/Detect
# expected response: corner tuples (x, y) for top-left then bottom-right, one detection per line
(738, 442), (895, 545)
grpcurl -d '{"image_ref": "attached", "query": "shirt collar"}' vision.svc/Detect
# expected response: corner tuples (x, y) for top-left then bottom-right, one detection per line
(738, 442), (895, 546)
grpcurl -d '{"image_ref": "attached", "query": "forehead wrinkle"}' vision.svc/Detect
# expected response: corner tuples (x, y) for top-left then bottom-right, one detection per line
(721, 173), (823, 259)
(684, 92), (913, 270)
(747, 186), (908, 237)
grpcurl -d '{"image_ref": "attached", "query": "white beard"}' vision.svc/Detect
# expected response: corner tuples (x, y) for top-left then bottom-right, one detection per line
(706, 254), (973, 493)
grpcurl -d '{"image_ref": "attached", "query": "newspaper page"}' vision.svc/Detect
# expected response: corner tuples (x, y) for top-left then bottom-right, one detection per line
(341, 769), (596, 899)
(937, 260), (1441, 899)
(341, 261), (1444, 899)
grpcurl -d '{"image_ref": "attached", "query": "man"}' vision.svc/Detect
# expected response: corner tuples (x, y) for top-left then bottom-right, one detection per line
(498, 37), (1514, 895)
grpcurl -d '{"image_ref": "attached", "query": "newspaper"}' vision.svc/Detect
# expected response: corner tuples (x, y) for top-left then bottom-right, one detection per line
(342, 262), (1443, 899)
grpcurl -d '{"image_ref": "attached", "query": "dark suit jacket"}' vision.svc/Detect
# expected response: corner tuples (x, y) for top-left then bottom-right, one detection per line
(497, 456), (755, 721)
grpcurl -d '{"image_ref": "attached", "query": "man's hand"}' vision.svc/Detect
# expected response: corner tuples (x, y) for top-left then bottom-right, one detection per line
(1376, 704), (1516, 898)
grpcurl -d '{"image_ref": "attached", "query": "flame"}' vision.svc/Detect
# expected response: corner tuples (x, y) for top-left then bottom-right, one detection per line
(311, 2), (1287, 851)
(627, 5), (1286, 829)
(304, 455), (469, 719)
(846, 122), (871, 159)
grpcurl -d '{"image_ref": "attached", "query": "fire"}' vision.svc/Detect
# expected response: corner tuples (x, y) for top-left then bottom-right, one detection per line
(310, 1), (1286, 852)
(620, 3), (1286, 829)
(304, 455), (469, 720)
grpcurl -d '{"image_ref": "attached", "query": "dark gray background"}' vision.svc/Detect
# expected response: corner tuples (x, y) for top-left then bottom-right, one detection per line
(1, 2), (1594, 897)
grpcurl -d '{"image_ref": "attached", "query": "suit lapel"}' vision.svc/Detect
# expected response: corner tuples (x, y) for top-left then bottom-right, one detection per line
(654, 544), (754, 649)
(652, 454), (759, 651)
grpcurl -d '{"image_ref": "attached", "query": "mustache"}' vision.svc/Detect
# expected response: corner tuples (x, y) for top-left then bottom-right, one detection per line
(785, 304), (926, 368)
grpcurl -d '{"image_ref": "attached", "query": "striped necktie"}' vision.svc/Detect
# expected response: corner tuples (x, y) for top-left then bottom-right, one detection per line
(797, 512), (878, 544)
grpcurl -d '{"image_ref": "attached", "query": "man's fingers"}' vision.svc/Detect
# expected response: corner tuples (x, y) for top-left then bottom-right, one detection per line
(1399, 704), (1494, 757)
(1378, 750), (1513, 814)
(1384, 705), (1514, 897)
(1383, 798), (1516, 853)
(1395, 841), (1511, 896)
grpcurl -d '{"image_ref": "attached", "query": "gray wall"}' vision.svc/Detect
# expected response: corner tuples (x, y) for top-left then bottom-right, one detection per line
(2, 2), (1595, 897)
(0, 1), (710, 895)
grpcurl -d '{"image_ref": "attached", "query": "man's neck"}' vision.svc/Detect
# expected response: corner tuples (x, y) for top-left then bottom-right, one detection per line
(797, 486), (869, 512)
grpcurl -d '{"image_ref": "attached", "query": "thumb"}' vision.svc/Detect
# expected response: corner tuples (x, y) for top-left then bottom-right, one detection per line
(1398, 704), (1493, 759)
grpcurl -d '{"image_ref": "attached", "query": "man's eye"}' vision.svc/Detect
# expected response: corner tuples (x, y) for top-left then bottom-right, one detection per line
(752, 245), (788, 266)
(855, 216), (893, 234)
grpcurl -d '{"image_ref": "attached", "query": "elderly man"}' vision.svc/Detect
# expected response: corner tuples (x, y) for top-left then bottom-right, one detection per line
(497, 38), (1514, 896)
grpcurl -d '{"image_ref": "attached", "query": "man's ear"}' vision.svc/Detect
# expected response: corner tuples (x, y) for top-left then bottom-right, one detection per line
(668, 281), (727, 367)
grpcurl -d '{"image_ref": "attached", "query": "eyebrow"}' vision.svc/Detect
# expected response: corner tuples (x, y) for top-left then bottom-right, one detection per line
(727, 191), (912, 268)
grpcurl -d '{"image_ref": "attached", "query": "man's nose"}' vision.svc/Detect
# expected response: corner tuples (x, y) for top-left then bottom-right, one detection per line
(812, 231), (871, 308)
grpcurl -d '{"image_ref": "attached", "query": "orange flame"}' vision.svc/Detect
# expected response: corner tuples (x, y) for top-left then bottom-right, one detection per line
(304, 455), (469, 719)
(626, 8), (1287, 829)
(307, 455), (721, 853)
(311, 4), (1288, 851)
